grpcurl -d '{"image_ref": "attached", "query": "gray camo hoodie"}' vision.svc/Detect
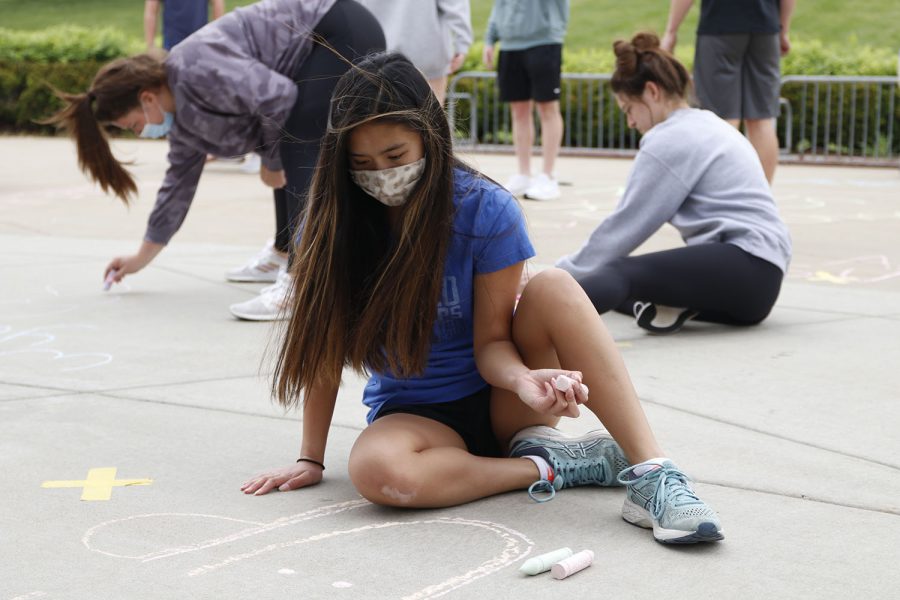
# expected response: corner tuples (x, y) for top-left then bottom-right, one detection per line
(146, 0), (336, 245)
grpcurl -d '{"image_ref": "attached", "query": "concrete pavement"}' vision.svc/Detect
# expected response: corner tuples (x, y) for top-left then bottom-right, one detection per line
(1, 136), (898, 599)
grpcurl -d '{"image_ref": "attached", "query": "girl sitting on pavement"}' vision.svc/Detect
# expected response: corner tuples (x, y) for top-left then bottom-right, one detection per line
(241, 53), (724, 544)
(557, 32), (792, 335)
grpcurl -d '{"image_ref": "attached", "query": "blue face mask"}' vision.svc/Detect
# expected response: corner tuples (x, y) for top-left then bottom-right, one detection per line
(140, 108), (174, 139)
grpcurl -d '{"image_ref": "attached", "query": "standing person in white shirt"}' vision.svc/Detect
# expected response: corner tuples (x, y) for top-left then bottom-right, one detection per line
(357, 0), (472, 105)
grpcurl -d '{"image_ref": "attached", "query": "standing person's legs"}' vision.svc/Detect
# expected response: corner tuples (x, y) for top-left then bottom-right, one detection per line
(693, 34), (749, 122)
(272, 188), (290, 254)
(509, 100), (535, 176)
(280, 0), (386, 253)
(573, 244), (784, 327)
(742, 34), (782, 183)
(523, 44), (563, 201)
(497, 48), (534, 195)
(427, 75), (448, 105)
(228, 1), (385, 320)
(535, 100), (562, 175)
(745, 118), (778, 182)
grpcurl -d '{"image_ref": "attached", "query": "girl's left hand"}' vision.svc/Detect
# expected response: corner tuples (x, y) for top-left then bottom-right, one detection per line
(260, 165), (286, 189)
(515, 369), (588, 418)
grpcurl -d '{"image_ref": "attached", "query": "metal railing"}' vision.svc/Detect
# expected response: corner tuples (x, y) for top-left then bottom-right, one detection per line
(447, 71), (900, 166)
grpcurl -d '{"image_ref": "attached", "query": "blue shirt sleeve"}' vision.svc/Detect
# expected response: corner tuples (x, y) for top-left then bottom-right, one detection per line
(471, 185), (536, 274)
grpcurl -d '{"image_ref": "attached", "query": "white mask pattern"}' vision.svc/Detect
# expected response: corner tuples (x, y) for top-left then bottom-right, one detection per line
(350, 157), (426, 207)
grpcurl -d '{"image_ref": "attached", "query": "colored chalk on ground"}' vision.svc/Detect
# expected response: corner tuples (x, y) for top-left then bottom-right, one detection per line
(550, 549), (594, 580)
(519, 547), (574, 576)
(553, 375), (589, 396)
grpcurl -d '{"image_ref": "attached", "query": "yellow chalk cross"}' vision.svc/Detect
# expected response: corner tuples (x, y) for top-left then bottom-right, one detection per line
(41, 467), (153, 501)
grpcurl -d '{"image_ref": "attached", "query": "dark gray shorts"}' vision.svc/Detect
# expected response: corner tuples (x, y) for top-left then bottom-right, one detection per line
(694, 33), (781, 120)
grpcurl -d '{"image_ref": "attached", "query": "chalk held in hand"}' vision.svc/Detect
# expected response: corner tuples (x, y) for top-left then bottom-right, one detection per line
(550, 549), (594, 580)
(519, 547), (573, 576)
(553, 374), (589, 396)
(103, 269), (119, 291)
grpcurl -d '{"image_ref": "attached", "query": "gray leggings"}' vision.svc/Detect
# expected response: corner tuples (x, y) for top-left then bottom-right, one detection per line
(574, 243), (784, 325)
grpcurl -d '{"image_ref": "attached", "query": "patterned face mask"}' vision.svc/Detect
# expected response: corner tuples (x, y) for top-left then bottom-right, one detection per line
(349, 157), (426, 207)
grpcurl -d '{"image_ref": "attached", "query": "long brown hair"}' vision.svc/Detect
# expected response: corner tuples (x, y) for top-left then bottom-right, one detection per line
(273, 53), (460, 409)
(611, 32), (691, 100)
(41, 54), (168, 203)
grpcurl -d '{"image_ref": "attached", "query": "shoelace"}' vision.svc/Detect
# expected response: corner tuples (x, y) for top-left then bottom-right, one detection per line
(626, 465), (700, 520)
(525, 458), (609, 503)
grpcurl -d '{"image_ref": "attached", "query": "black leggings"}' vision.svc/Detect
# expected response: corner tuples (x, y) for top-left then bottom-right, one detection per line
(273, 0), (385, 254)
(575, 243), (784, 325)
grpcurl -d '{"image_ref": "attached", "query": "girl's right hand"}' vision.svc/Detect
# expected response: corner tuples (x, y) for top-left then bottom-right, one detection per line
(104, 254), (148, 283)
(240, 462), (324, 496)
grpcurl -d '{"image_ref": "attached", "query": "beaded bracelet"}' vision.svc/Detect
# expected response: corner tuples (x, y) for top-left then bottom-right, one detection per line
(296, 457), (325, 470)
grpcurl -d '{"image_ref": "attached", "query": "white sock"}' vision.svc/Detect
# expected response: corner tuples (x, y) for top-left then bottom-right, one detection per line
(632, 457), (668, 476)
(522, 455), (553, 481)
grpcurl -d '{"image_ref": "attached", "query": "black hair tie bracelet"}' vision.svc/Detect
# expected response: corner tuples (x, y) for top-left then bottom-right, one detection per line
(296, 457), (325, 470)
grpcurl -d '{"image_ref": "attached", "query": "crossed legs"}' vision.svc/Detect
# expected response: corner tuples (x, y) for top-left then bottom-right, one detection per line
(348, 268), (664, 508)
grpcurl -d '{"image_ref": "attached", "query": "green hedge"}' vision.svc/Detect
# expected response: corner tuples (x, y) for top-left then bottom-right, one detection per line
(0, 26), (138, 132)
(3, 26), (899, 158)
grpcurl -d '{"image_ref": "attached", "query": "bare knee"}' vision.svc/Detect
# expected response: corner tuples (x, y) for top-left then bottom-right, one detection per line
(519, 267), (582, 307)
(348, 447), (421, 507)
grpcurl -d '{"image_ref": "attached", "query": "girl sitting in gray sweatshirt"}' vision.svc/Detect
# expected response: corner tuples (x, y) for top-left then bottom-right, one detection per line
(556, 32), (791, 334)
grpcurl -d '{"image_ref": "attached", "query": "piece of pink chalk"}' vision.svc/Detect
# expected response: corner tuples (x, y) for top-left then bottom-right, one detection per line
(550, 549), (594, 580)
(553, 375), (589, 396)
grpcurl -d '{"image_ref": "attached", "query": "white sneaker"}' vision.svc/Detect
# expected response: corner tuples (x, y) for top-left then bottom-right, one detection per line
(239, 153), (261, 174)
(226, 240), (288, 283)
(524, 173), (560, 201)
(504, 173), (532, 196)
(229, 269), (293, 321)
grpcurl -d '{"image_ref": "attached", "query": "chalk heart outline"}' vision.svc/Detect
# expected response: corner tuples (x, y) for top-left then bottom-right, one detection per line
(82, 499), (534, 600)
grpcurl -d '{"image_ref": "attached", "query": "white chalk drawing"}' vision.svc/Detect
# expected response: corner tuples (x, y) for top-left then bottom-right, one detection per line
(0, 323), (113, 372)
(0, 284), (119, 372)
(789, 255), (900, 285)
(82, 499), (534, 599)
(7, 593), (48, 600)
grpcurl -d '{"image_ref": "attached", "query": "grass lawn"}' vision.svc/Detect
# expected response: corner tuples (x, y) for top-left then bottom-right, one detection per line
(1, 0), (898, 53)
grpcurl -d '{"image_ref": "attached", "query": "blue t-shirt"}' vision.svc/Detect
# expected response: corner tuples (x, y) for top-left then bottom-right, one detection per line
(162, 0), (210, 50)
(363, 168), (536, 422)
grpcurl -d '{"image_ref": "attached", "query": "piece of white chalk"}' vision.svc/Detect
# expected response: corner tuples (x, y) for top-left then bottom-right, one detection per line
(519, 547), (573, 576)
(550, 549), (594, 580)
(553, 375), (589, 396)
(103, 269), (119, 291)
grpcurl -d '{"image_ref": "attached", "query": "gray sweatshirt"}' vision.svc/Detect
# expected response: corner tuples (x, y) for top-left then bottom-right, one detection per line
(556, 109), (792, 275)
(146, 0), (336, 245)
(358, 0), (472, 79)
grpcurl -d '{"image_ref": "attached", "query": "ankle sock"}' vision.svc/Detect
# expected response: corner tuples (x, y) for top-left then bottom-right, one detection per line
(522, 455), (553, 481)
(632, 457), (668, 476)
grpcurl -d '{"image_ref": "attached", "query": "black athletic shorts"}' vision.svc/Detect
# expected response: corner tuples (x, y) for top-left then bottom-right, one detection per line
(374, 386), (502, 458)
(497, 43), (563, 103)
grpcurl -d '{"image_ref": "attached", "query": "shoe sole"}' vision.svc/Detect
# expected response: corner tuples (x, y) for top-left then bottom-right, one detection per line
(523, 192), (561, 201)
(229, 308), (288, 321)
(635, 304), (699, 335)
(225, 274), (280, 283)
(622, 498), (724, 544)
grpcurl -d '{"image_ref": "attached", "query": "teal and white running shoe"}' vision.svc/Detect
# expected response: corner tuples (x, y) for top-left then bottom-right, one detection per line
(617, 460), (724, 544)
(509, 425), (629, 503)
